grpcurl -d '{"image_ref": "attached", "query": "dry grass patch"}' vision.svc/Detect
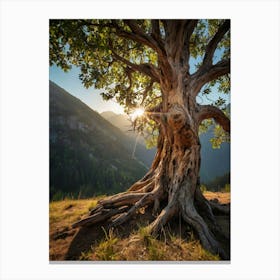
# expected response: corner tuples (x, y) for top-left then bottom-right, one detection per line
(84, 227), (220, 261)
(50, 192), (229, 261)
(49, 197), (102, 260)
(50, 197), (101, 228)
(203, 191), (230, 204)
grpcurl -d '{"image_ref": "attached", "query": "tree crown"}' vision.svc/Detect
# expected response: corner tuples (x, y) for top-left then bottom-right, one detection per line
(50, 19), (230, 147)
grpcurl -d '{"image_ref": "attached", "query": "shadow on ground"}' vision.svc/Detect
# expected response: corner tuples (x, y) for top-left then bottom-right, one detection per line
(65, 203), (230, 260)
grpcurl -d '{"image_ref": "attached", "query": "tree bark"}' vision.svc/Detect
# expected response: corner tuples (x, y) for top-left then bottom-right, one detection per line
(72, 81), (229, 260)
(72, 20), (230, 260)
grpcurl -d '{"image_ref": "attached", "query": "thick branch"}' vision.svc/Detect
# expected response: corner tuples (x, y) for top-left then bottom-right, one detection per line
(192, 59), (230, 96)
(181, 20), (198, 72)
(196, 105), (230, 133)
(121, 20), (164, 56)
(151, 20), (161, 41)
(161, 20), (197, 68)
(161, 20), (184, 60)
(110, 46), (160, 83)
(189, 20), (230, 96)
(202, 59), (230, 83)
(203, 20), (230, 66)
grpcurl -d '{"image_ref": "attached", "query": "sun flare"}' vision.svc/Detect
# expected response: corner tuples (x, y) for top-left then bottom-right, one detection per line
(130, 108), (145, 121)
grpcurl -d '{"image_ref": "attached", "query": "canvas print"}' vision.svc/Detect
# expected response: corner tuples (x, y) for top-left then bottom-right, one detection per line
(49, 19), (230, 261)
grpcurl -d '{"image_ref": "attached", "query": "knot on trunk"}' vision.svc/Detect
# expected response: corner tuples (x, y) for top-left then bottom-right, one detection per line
(166, 104), (187, 131)
(161, 104), (197, 148)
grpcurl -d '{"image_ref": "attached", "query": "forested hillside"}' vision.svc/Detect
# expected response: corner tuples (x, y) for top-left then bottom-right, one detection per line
(199, 125), (230, 184)
(49, 81), (147, 200)
(101, 111), (230, 185)
(100, 111), (157, 166)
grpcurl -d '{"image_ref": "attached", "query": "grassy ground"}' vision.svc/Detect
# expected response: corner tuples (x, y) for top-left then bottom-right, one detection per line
(49, 192), (230, 261)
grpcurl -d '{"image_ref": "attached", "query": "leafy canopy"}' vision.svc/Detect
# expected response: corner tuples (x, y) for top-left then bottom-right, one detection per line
(50, 19), (230, 147)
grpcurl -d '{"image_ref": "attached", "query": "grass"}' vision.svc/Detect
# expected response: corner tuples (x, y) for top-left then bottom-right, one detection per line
(203, 191), (230, 204)
(49, 197), (101, 260)
(95, 228), (119, 260)
(49, 197), (101, 226)
(133, 225), (166, 260)
(50, 192), (229, 261)
(79, 225), (220, 261)
(79, 250), (93, 261)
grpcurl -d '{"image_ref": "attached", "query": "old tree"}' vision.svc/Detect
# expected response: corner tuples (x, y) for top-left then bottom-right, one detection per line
(50, 19), (230, 259)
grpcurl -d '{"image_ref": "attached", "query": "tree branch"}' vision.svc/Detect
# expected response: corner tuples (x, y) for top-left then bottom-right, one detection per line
(202, 20), (230, 67)
(189, 20), (230, 97)
(151, 20), (161, 40)
(80, 21), (162, 83)
(196, 105), (230, 133)
(140, 81), (154, 105)
(151, 20), (165, 52)
(202, 59), (230, 83)
(109, 44), (160, 83)
(80, 20), (164, 57)
(192, 59), (230, 96)
(181, 20), (198, 72)
(120, 20), (164, 56)
(161, 20), (183, 59)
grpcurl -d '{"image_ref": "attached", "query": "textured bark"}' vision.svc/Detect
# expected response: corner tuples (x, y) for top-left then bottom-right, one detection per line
(73, 101), (229, 259)
(73, 20), (230, 260)
(196, 104), (230, 132)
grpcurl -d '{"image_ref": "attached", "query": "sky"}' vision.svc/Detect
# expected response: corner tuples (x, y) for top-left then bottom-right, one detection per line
(49, 65), (125, 114)
(49, 50), (230, 115)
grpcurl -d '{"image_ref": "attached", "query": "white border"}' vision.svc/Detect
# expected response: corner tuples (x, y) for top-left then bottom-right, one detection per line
(1, 0), (279, 279)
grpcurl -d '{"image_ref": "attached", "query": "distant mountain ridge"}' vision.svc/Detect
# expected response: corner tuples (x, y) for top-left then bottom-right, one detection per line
(49, 80), (230, 200)
(100, 111), (135, 135)
(101, 111), (230, 185)
(100, 111), (157, 166)
(199, 127), (230, 184)
(49, 81), (147, 199)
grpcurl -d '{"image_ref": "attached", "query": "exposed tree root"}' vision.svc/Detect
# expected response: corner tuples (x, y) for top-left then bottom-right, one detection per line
(110, 186), (162, 228)
(51, 18), (232, 261)
(195, 187), (230, 243)
(209, 200), (230, 215)
(194, 187), (217, 225)
(148, 195), (178, 235)
(72, 206), (129, 228)
(72, 135), (230, 260)
(128, 177), (154, 192)
(72, 173), (229, 260)
(72, 176), (160, 229)
(179, 183), (228, 259)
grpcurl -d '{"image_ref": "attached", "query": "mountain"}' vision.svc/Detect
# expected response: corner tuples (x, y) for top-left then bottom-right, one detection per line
(100, 111), (157, 166)
(100, 111), (132, 133)
(49, 81), (147, 200)
(49, 80), (230, 199)
(199, 127), (230, 185)
(102, 111), (230, 186)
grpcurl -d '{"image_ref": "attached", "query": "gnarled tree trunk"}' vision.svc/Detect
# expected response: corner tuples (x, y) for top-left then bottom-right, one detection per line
(72, 73), (230, 260)
(72, 20), (230, 260)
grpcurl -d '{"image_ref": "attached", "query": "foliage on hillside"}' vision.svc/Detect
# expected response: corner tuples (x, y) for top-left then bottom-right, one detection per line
(50, 81), (147, 200)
